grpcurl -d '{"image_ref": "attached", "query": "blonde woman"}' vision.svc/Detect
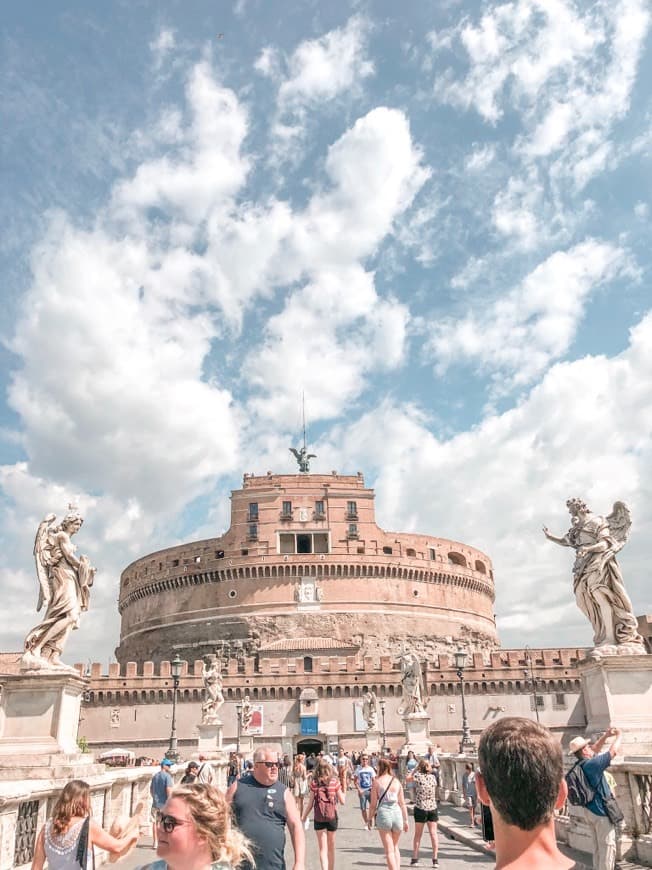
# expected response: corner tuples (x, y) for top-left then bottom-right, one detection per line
(137, 783), (253, 870)
(368, 758), (408, 870)
(291, 753), (309, 815)
(31, 779), (138, 869)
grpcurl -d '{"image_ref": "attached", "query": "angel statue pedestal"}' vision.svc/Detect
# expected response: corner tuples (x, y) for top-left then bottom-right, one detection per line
(0, 671), (103, 780)
(197, 722), (224, 754)
(578, 654), (652, 755)
(364, 730), (381, 754)
(401, 711), (431, 757)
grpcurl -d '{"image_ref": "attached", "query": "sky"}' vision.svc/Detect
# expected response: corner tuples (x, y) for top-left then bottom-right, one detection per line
(1, 0), (651, 666)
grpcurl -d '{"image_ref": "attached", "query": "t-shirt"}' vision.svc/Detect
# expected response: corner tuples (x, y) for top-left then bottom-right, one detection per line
(406, 758), (418, 773)
(581, 751), (613, 818)
(462, 771), (477, 799)
(197, 761), (215, 784)
(413, 771), (438, 811)
(150, 770), (173, 808)
(355, 765), (376, 791)
(231, 772), (288, 870)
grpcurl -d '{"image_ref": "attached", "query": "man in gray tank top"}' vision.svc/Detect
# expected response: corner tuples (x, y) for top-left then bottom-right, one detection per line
(226, 745), (305, 870)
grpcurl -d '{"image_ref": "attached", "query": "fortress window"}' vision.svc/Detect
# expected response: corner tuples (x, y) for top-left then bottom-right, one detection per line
(248, 502), (259, 521)
(172, 559), (179, 567)
(314, 500), (325, 517)
(347, 524), (358, 539)
(215, 549), (225, 558)
(248, 524), (258, 540)
(382, 546), (393, 555)
(429, 548), (436, 560)
(448, 551), (467, 568)
(346, 501), (358, 519)
(304, 656), (313, 673)
(475, 560), (486, 574)
(406, 548), (416, 557)
(281, 500), (293, 517)
(279, 533), (329, 554)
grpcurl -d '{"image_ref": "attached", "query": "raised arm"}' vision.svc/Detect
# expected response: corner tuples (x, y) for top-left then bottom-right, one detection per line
(284, 788), (306, 870)
(90, 819), (138, 855)
(542, 526), (570, 547)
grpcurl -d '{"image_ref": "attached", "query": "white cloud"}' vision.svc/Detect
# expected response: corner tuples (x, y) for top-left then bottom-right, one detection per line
(634, 201), (649, 219)
(278, 15), (374, 110)
(427, 239), (635, 390)
(254, 46), (280, 78)
(150, 28), (176, 69)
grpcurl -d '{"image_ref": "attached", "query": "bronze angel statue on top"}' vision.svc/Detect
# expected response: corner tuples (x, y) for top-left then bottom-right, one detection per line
(543, 498), (645, 655)
(21, 505), (96, 671)
(289, 445), (316, 473)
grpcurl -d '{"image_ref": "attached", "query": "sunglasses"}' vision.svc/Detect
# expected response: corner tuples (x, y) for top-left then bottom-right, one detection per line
(156, 812), (192, 833)
(255, 761), (279, 768)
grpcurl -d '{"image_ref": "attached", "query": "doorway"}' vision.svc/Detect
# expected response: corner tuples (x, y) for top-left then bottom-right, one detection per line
(296, 738), (323, 757)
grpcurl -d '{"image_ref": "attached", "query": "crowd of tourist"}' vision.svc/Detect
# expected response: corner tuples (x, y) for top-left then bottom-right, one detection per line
(30, 721), (625, 870)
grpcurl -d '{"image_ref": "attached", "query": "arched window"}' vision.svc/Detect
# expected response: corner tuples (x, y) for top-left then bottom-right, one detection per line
(475, 560), (487, 574)
(448, 552), (467, 567)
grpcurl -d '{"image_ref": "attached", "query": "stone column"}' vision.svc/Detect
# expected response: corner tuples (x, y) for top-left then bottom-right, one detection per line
(197, 722), (223, 754)
(401, 711), (430, 757)
(364, 730), (381, 754)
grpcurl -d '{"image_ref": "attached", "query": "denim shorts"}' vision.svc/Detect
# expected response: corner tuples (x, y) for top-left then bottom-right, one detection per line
(359, 789), (371, 810)
(375, 803), (403, 832)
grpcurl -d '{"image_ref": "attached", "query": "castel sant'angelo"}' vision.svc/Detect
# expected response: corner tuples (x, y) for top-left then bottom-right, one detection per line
(116, 468), (497, 666)
(66, 455), (648, 759)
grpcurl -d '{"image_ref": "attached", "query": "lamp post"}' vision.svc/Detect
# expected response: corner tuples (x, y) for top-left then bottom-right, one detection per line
(454, 649), (475, 754)
(524, 646), (540, 723)
(166, 654), (183, 761)
(235, 702), (242, 756)
(379, 698), (387, 754)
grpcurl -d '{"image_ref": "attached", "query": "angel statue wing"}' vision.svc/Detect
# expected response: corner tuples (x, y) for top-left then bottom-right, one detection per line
(289, 448), (300, 460)
(606, 501), (632, 553)
(33, 513), (57, 611)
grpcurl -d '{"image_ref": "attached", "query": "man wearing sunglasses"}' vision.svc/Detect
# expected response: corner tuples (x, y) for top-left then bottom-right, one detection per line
(226, 745), (305, 870)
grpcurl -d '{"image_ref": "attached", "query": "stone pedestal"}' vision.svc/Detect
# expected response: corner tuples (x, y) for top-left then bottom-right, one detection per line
(578, 654), (652, 754)
(0, 670), (103, 779)
(364, 730), (381, 754)
(239, 733), (254, 757)
(401, 712), (430, 756)
(197, 721), (223, 754)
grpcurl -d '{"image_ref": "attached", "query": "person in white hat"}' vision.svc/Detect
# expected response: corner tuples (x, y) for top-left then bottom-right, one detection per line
(568, 726), (622, 870)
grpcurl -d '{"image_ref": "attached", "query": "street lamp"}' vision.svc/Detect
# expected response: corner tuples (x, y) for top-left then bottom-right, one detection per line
(453, 649), (475, 754)
(524, 646), (540, 723)
(379, 698), (387, 754)
(235, 702), (242, 756)
(165, 654), (183, 761)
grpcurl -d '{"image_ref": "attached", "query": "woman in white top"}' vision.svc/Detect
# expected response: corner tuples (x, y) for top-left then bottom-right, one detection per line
(31, 779), (138, 870)
(368, 758), (408, 870)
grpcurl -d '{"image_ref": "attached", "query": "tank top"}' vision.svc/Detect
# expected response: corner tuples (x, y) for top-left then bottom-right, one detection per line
(232, 773), (288, 870)
(44, 818), (87, 870)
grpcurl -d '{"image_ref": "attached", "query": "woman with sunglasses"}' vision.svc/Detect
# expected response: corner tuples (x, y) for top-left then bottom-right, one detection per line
(138, 783), (253, 870)
(31, 779), (139, 869)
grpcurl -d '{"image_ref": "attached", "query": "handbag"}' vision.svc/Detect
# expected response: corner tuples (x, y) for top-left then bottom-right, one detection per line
(603, 795), (624, 825)
(75, 817), (96, 870)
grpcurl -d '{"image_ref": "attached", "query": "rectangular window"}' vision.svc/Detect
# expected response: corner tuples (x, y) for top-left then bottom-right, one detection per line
(314, 533), (329, 553)
(297, 534), (312, 554)
(280, 533), (295, 554)
(429, 548), (436, 560)
(348, 523), (358, 538)
(347, 501), (357, 516)
(282, 500), (292, 516)
(553, 693), (567, 709)
(315, 500), (325, 516)
(248, 524), (258, 540)
(530, 694), (545, 711)
(248, 502), (258, 520)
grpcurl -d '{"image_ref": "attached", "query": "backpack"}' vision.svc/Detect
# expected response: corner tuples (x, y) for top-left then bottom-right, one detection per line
(565, 761), (596, 806)
(315, 782), (337, 821)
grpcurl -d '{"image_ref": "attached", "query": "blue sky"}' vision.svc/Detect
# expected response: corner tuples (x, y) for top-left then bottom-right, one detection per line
(1, 0), (651, 665)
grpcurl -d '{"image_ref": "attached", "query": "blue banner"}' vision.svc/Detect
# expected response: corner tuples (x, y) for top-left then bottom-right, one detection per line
(300, 716), (319, 735)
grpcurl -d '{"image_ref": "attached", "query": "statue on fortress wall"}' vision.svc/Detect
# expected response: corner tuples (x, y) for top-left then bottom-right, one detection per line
(362, 691), (378, 730)
(398, 650), (427, 715)
(21, 506), (96, 672)
(543, 498), (645, 656)
(201, 654), (225, 724)
(241, 694), (253, 733)
(289, 445), (316, 473)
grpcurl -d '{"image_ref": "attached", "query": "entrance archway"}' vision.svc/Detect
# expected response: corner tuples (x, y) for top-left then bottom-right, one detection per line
(296, 738), (323, 757)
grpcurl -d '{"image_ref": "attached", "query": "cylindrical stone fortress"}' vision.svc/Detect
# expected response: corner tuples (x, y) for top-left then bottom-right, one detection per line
(116, 472), (498, 664)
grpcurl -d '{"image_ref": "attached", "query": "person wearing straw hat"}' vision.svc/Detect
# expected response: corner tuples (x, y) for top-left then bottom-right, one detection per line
(568, 727), (623, 870)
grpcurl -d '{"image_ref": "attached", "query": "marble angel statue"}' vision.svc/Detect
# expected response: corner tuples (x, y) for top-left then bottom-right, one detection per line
(361, 691), (378, 731)
(543, 498), (644, 654)
(397, 650), (427, 714)
(241, 694), (254, 733)
(22, 505), (96, 670)
(201, 653), (225, 724)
